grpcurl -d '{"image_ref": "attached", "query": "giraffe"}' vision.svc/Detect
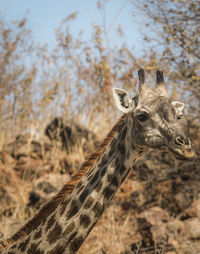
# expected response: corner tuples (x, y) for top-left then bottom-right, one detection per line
(0, 69), (195, 254)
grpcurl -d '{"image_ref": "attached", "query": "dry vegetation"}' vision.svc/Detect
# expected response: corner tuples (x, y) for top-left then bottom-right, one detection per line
(0, 1), (200, 253)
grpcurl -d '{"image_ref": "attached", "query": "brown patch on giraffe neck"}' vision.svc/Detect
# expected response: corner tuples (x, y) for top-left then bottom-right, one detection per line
(47, 222), (63, 245)
(0, 115), (127, 250)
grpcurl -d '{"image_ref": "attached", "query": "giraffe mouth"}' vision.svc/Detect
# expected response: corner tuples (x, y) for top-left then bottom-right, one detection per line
(170, 146), (196, 160)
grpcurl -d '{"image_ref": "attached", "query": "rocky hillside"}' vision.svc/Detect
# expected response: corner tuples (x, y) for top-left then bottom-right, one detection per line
(0, 116), (199, 254)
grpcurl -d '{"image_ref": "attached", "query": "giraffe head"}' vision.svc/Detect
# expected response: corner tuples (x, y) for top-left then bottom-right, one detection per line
(113, 69), (195, 160)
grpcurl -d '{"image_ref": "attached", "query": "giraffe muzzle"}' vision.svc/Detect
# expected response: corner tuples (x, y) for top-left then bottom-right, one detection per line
(172, 136), (195, 160)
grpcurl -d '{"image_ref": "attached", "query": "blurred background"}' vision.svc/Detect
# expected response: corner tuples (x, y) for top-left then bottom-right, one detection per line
(0, 0), (199, 253)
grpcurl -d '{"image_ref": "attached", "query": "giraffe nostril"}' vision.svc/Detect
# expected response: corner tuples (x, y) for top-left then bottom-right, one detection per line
(185, 137), (191, 146)
(175, 136), (185, 146)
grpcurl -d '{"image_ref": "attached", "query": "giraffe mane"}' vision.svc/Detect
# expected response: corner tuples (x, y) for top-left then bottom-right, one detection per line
(0, 114), (127, 249)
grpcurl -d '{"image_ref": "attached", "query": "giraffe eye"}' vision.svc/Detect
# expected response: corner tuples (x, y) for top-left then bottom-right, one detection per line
(136, 112), (149, 122)
(177, 114), (183, 120)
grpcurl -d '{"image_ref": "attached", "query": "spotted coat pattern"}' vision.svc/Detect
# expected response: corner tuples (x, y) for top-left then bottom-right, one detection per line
(0, 116), (144, 254)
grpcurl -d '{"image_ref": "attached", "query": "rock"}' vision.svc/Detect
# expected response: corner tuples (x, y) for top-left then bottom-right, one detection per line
(167, 219), (187, 238)
(3, 134), (47, 160)
(175, 192), (191, 211)
(138, 206), (170, 225)
(193, 199), (200, 217)
(45, 117), (99, 153)
(28, 191), (40, 206)
(37, 181), (57, 194)
(180, 199), (200, 220)
(14, 157), (52, 180)
(184, 218), (200, 239)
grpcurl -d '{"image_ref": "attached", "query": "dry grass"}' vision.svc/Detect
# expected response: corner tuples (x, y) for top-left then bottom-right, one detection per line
(0, 7), (200, 253)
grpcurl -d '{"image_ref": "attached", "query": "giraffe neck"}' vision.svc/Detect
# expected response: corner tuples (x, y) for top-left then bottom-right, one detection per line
(2, 116), (147, 254)
(0, 115), (127, 251)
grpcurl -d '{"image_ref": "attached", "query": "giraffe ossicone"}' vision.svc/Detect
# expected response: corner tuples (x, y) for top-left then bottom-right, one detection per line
(0, 69), (195, 254)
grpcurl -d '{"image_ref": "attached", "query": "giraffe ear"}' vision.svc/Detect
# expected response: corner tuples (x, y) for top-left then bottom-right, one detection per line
(172, 101), (185, 119)
(113, 88), (134, 113)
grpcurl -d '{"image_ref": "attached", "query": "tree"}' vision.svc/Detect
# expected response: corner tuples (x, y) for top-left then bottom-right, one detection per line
(0, 18), (37, 143)
(134, 0), (200, 114)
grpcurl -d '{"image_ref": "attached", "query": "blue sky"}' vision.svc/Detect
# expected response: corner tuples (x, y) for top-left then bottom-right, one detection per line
(0, 0), (148, 56)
